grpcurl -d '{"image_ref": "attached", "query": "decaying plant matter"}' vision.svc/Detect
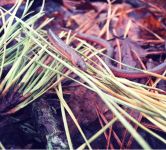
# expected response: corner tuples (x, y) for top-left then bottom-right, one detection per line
(0, 0), (166, 149)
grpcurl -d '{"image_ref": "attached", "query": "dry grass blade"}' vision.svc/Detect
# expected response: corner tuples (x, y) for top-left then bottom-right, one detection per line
(0, 0), (166, 149)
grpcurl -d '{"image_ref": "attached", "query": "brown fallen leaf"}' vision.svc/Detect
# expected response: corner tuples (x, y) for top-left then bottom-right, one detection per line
(66, 85), (108, 134)
(0, 0), (17, 6)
